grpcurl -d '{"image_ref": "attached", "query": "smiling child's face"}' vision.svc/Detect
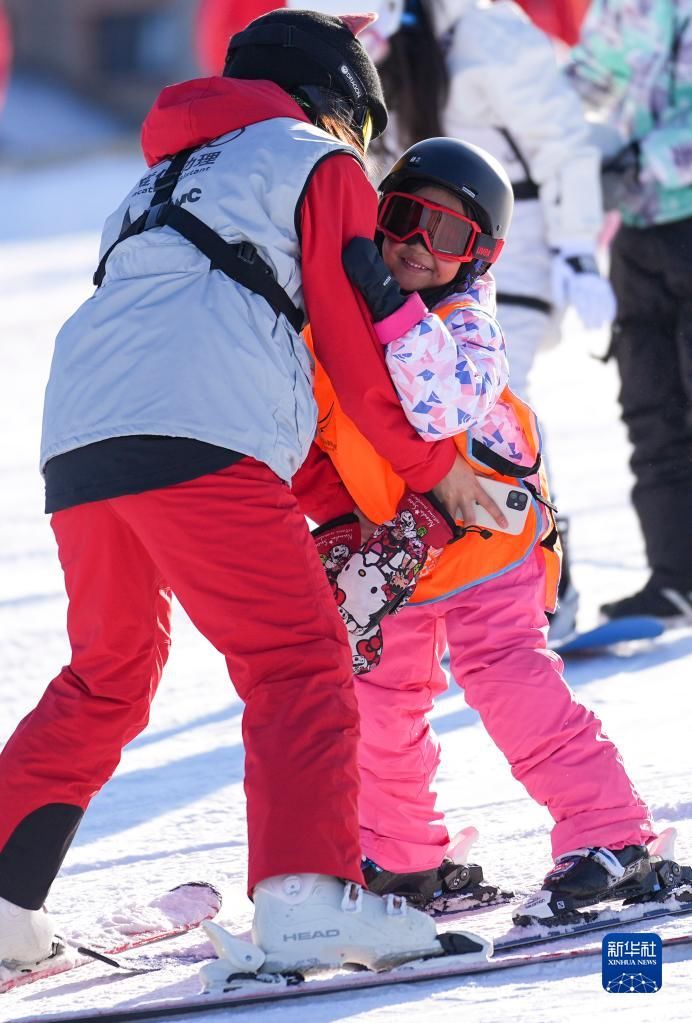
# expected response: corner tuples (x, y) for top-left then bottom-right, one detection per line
(381, 184), (469, 293)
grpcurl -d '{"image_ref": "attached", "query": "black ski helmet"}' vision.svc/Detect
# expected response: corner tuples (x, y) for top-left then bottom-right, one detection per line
(380, 137), (514, 240)
(378, 137), (513, 299)
(224, 9), (388, 142)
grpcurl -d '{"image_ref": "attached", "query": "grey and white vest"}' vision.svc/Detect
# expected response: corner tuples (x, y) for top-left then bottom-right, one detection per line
(40, 118), (356, 482)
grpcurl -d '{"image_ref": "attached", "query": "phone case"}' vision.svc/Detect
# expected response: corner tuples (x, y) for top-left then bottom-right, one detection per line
(459, 477), (532, 535)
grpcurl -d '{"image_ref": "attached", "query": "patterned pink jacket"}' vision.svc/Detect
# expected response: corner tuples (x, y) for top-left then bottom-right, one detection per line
(375, 274), (532, 469)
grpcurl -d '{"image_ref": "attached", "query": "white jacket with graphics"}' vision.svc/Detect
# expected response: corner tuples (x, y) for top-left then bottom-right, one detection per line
(433, 0), (603, 306)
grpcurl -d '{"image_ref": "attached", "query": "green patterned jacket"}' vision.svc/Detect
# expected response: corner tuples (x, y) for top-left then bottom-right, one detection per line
(568, 0), (692, 227)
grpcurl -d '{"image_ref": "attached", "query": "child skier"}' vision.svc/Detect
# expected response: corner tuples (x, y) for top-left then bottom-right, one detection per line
(301, 137), (661, 926)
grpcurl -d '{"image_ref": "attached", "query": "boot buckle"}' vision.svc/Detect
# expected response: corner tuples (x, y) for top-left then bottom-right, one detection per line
(341, 883), (363, 913)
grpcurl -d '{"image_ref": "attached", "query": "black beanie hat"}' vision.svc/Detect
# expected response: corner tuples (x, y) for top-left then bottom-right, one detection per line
(223, 9), (388, 139)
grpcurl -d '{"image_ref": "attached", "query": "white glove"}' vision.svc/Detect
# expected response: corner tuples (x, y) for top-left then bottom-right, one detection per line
(551, 248), (617, 330)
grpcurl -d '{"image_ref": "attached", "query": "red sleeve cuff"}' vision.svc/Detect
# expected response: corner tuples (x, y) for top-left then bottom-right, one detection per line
(292, 441), (356, 525)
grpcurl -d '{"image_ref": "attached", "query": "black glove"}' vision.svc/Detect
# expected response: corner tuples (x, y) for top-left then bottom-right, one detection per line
(602, 140), (641, 176)
(342, 237), (408, 321)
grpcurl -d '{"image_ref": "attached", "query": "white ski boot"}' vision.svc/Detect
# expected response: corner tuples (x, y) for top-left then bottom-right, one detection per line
(547, 580), (579, 646)
(251, 873), (446, 973)
(0, 896), (56, 967)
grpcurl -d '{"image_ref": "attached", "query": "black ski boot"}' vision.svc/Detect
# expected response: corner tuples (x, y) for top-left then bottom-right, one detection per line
(600, 580), (692, 624)
(362, 857), (513, 916)
(513, 844), (656, 925)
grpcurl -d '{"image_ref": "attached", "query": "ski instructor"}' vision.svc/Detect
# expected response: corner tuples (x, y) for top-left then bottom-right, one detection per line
(0, 10), (485, 974)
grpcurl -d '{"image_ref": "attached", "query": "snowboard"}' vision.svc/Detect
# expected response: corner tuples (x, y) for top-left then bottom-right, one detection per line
(552, 615), (665, 655)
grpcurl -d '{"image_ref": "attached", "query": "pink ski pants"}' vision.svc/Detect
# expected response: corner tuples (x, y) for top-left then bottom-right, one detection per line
(357, 549), (654, 872)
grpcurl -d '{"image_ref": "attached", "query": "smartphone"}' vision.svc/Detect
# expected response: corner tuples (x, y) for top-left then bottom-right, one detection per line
(457, 477), (532, 535)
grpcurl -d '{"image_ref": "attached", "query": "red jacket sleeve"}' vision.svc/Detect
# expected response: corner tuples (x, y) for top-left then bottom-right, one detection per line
(300, 153), (456, 494)
(292, 441), (355, 525)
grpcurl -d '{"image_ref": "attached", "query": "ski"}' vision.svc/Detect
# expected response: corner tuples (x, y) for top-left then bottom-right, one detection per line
(495, 888), (692, 952)
(432, 888), (514, 917)
(14, 928), (692, 1022)
(0, 882), (222, 995)
(5, 880), (690, 1016)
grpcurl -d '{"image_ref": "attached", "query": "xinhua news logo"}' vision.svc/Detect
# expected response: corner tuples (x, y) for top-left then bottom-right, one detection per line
(602, 932), (662, 993)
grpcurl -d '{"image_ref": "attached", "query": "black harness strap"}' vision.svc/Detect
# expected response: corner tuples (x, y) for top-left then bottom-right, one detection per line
(157, 204), (304, 333)
(524, 479), (558, 513)
(93, 148), (196, 289)
(496, 292), (553, 315)
(512, 180), (540, 201)
(93, 212), (146, 289)
(540, 522), (560, 552)
(498, 128), (540, 201)
(150, 147), (197, 205)
(470, 438), (541, 479)
(471, 443), (559, 518)
(93, 148), (305, 333)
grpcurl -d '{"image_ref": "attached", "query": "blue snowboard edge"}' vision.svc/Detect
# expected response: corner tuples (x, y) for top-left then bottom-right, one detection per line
(553, 615), (665, 654)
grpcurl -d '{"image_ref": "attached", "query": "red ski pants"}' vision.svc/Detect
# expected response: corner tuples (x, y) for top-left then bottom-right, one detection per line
(0, 460), (362, 895)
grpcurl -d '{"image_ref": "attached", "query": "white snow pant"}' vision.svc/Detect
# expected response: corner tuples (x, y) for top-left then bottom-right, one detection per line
(498, 301), (561, 403)
(497, 301), (563, 485)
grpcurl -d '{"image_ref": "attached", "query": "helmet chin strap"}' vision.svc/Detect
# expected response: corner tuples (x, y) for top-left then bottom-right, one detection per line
(417, 259), (489, 306)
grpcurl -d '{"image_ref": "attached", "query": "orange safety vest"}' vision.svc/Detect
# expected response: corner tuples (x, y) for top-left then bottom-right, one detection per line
(305, 297), (561, 609)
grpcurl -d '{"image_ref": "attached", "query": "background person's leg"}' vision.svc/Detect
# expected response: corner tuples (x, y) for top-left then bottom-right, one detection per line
(606, 222), (692, 609)
(498, 302), (557, 408)
(499, 301), (578, 638)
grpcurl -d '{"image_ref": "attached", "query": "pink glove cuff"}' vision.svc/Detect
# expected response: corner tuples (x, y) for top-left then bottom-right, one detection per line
(374, 292), (428, 346)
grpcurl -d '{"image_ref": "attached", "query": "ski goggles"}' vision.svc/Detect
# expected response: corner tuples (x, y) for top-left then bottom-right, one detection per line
(377, 192), (504, 263)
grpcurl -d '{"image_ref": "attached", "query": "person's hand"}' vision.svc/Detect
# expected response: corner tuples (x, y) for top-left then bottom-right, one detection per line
(431, 453), (508, 529)
(551, 246), (617, 330)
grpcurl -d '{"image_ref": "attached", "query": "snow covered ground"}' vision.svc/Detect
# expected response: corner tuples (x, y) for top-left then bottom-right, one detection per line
(1, 149), (691, 1023)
